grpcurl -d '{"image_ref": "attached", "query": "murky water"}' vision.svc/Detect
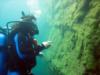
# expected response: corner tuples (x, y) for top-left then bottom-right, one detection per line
(32, 56), (52, 75)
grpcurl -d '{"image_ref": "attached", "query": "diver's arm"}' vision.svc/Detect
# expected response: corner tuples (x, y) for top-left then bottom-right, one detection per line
(32, 39), (45, 55)
(33, 44), (45, 55)
(32, 39), (51, 55)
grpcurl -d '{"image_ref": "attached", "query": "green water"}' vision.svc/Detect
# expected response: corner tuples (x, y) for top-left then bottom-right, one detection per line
(32, 56), (52, 75)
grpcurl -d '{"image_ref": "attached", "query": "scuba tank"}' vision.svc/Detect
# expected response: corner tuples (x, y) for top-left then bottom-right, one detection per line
(0, 27), (7, 75)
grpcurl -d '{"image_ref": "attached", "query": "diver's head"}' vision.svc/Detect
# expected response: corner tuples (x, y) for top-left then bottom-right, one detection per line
(20, 18), (39, 35)
(11, 12), (39, 35)
(21, 12), (39, 35)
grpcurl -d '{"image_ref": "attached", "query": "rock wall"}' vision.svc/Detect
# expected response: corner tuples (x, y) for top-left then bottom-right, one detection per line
(43, 0), (100, 75)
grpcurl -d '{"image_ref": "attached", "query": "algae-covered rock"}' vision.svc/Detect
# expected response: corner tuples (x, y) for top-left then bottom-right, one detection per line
(43, 0), (100, 75)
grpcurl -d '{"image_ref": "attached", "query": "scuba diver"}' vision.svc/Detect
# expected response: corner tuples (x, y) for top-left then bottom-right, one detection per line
(7, 12), (51, 75)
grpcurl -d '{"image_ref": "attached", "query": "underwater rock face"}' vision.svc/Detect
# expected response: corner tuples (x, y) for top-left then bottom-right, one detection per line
(44, 0), (100, 75)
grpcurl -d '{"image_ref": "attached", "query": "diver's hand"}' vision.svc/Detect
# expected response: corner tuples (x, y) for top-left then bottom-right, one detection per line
(38, 52), (44, 57)
(42, 41), (52, 48)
